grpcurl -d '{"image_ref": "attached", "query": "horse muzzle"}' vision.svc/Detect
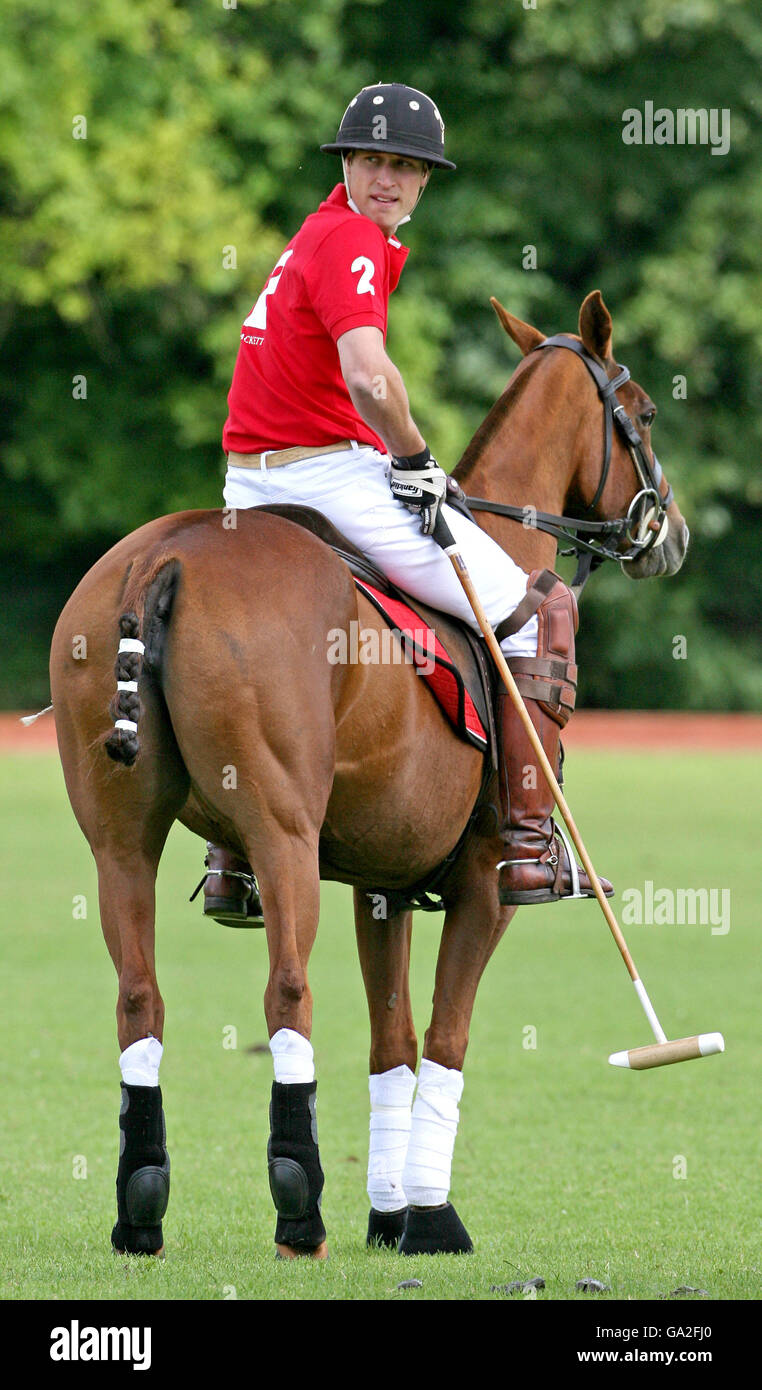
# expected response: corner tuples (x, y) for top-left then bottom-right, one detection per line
(623, 509), (689, 580)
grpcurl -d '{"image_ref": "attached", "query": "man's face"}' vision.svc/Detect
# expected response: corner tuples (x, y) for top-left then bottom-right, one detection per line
(345, 151), (430, 234)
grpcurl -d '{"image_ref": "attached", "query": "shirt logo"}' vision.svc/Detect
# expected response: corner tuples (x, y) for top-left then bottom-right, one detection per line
(244, 249), (294, 331)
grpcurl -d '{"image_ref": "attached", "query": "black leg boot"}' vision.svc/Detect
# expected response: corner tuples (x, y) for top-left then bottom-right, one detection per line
(268, 1081), (327, 1257)
(111, 1084), (170, 1256)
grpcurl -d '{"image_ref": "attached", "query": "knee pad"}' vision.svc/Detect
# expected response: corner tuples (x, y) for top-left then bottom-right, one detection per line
(508, 570), (578, 728)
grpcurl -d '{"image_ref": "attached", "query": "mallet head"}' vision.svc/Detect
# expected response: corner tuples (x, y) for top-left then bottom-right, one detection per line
(609, 1033), (725, 1070)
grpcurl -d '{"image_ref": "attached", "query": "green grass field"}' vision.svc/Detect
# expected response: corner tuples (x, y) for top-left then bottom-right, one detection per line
(0, 748), (758, 1305)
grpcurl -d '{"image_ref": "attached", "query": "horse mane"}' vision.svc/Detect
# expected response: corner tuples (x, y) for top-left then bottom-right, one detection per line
(452, 354), (540, 485)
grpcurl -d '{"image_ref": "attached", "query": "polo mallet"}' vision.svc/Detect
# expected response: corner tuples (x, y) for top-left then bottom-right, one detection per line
(432, 513), (724, 1071)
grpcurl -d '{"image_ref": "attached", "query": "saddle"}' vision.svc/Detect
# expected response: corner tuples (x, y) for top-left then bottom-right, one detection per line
(256, 503), (499, 914)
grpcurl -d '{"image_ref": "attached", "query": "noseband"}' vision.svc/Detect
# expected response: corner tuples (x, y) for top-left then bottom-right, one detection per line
(460, 334), (674, 595)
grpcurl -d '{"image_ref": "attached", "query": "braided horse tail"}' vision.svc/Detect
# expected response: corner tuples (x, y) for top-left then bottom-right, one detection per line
(104, 554), (181, 768)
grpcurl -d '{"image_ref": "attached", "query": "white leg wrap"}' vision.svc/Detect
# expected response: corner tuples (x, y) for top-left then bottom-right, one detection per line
(402, 1058), (464, 1208)
(269, 1027), (315, 1084)
(367, 1064), (417, 1213)
(119, 1035), (163, 1087)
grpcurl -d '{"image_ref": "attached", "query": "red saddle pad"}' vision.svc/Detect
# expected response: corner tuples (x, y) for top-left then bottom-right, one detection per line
(354, 579), (488, 752)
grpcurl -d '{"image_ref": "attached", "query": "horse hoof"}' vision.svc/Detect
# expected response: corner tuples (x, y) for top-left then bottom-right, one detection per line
(112, 1242), (165, 1260)
(275, 1240), (329, 1261)
(398, 1203), (473, 1255)
(366, 1207), (407, 1249)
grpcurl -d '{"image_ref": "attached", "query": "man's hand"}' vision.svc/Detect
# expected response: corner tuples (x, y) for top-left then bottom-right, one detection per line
(389, 446), (448, 536)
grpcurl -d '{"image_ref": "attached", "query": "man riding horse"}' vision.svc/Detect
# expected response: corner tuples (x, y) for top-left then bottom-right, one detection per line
(201, 81), (612, 926)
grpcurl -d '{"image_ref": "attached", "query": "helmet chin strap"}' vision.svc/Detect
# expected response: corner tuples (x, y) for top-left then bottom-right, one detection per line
(341, 154), (362, 215)
(341, 153), (429, 230)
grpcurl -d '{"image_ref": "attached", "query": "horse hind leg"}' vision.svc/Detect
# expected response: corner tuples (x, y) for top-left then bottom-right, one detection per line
(96, 850), (172, 1257)
(53, 623), (189, 1257)
(94, 804), (183, 1257)
(246, 819), (328, 1260)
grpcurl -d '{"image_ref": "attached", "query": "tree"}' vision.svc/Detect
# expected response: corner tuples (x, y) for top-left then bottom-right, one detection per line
(1, 0), (760, 707)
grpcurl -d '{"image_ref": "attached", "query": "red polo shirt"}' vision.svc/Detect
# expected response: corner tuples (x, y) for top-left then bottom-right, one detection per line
(223, 185), (410, 455)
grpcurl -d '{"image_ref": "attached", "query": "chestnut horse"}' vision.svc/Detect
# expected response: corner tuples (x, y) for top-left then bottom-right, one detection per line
(50, 292), (688, 1259)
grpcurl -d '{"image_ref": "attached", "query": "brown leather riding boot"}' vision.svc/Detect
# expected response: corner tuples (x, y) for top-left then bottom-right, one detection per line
(200, 843), (265, 928)
(495, 570), (613, 906)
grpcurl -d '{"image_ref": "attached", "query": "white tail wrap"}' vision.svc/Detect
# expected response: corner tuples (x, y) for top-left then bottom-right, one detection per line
(112, 636), (143, 737)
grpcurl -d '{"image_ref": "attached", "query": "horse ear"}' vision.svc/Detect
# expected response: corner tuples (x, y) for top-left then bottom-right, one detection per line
(579, 290), (613, 362)
(490, 297), (546, 356)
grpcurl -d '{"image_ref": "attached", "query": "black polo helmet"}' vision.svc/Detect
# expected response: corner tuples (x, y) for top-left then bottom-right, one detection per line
(321, 83), (456, 170)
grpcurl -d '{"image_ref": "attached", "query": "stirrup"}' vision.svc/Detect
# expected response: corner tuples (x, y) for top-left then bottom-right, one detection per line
(554, 823), (583, 898)
(497, 821), (614, 906)
(188, 867), (265, 928)
(553, 823), (614, 900)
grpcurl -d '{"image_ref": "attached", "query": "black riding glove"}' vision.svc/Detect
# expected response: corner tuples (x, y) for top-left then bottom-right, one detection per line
(389, 446), (448, 537)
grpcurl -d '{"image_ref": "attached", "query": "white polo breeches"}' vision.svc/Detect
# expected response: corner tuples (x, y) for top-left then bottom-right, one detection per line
(223, 443), (538, 657)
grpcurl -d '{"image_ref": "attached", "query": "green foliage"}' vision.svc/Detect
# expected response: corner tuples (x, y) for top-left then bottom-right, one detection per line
(1, 0), (760, 706)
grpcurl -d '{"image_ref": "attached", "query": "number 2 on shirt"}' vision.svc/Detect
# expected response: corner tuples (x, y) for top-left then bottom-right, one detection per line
(244, 250), (294, 331)
(351, 256), (376, 296)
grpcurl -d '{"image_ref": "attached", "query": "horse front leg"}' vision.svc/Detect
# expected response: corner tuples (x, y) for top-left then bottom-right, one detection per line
(353, 890), (417, 1249)
(399, 842), (514, 1256)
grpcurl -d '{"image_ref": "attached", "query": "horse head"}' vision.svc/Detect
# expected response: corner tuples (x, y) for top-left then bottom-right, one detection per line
(461, 291), (689, 586)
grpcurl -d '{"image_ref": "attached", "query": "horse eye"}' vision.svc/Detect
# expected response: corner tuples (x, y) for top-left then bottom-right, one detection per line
(640, 408), (656, 427)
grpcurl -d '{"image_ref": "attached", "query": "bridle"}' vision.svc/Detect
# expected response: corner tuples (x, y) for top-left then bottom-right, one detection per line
(459, 334), (674, 596)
